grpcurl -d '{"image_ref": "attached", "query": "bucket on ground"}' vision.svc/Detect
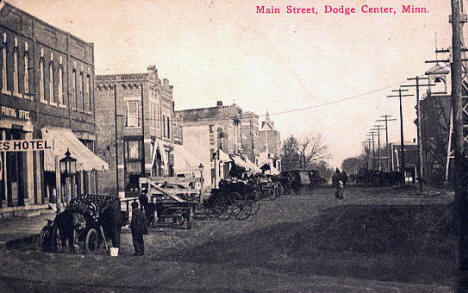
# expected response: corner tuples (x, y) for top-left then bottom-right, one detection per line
(109, 247), (119, 256)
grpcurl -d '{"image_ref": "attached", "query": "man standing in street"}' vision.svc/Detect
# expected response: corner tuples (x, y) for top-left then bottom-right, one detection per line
(130, 201), (148, 256)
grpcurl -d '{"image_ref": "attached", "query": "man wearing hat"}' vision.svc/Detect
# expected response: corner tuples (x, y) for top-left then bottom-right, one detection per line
(130, 201), (148, 256)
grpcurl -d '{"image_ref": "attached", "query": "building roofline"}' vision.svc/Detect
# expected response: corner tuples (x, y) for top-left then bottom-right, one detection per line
(2, 1), (93, 48)
(175, 104), (242, 113)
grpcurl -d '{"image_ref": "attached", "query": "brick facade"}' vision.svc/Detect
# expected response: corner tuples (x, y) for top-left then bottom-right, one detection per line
(0, 2), (98, 208)
(95, 65), (181, 197)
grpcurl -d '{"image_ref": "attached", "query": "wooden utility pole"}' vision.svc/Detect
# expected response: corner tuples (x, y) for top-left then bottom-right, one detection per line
(372, 125), (385, 171)
(367, 132), (377, 170)
(401, 76), (435, 191)
(387, 89), (414, 179)
(451, 0), (468, 291)
(362, 139), (371, 169)
(376, 114), (396, 172)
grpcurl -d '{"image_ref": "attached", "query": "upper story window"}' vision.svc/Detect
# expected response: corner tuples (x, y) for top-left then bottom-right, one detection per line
(72, 66), (77, 108)
(12, 37), (20, 97)
(49, 53), (55, 105)
(149, 100), (154, 128)
(1, 32), (10, 95)
(167, 116), (171, 139)
(58, 57), (64, 105)
(23, 42), (30, 96)
(126, 100), (140, 127)
(79, 70), (84, 110)
(162, 114), (166, 137)
(39, 49), (46, 103)
(86, 69), (91, 111)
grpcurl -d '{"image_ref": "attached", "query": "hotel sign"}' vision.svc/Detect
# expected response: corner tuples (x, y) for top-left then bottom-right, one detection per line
(0, 140), (54, 152)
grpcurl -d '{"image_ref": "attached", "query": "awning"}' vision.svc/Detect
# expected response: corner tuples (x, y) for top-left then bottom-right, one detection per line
(151, 138), (167, 168)
(243, 156), (262, 174)
(218, 150), (231, 163)
(230, 155), (261, 174)
(230, 155), (250, 170)
(42, 127), (109, 172)
(173, 144), (199, 175)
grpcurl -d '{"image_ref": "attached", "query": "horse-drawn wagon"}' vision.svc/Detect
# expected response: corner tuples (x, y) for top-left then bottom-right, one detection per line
(40, 194), (123, 254)
(139, 177), (199, 229)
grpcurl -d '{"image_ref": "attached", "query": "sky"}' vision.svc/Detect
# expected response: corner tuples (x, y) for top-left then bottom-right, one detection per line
(9, 0), (453, 167)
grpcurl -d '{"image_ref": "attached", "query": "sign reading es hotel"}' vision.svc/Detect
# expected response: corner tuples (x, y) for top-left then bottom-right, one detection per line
(0, 140), (54, 152)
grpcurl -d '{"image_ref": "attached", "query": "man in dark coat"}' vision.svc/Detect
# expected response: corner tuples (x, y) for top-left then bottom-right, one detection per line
(130, 201), (148, 256)
(102, 199), (127, 249)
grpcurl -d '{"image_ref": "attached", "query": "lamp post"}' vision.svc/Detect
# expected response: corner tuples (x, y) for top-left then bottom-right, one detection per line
(60, 149), (77, 207)
(198, 163), (204, 201)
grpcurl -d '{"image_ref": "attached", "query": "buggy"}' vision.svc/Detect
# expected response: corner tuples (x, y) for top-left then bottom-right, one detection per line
(40, 194), (123, 254)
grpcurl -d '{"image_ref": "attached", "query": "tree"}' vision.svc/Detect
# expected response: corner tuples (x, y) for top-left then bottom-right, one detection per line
(281, 135), (300, 171)
(281, 134), (330, 171)
(342, 155), (367, 175)
(297, 135), (329, 169)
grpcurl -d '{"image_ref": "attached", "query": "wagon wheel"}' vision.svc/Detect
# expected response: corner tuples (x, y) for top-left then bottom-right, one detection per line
(85, 228), (99, 254)
(204, 203), (217, 218)
(229, 192), (244, 216)
(213, 194), (233, 221)
(234, 200), (252, 220)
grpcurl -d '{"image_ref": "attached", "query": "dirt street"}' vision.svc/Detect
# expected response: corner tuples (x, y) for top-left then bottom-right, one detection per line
(0, 187), (455, 293)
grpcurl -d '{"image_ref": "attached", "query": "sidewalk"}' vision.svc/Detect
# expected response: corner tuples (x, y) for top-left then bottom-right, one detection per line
(0, 211), (55, 249)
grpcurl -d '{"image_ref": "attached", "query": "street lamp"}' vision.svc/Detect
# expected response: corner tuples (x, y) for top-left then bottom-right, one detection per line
(60, 149), (77, 176)
(60, 149), (77, 206)
(198, 163), (204, 201)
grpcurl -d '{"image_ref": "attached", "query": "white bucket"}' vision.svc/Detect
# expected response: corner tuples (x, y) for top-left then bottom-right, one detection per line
(109, 247), (119, 256)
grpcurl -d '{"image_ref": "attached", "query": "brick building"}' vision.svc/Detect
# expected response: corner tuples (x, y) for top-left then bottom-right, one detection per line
(95, 66), (183, 197)
(176, 101), (243, 155)
(177, 101), (262, 186)
(0, 2), (107, 212)
(258, 112), (281, 172)
(240, 111), (262, 163)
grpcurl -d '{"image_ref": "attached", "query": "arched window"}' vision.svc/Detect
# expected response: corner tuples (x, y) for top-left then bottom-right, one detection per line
(86, 69), (91, 111)
(49, 54), (55, 104)
(58, 57), (63, 105)
(13, 37), (20, 97)
(72, 65), (77, 108)
(24, 42), (29, 96)
(1, 32), (10, 95)
(39, 49), (45, 103)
